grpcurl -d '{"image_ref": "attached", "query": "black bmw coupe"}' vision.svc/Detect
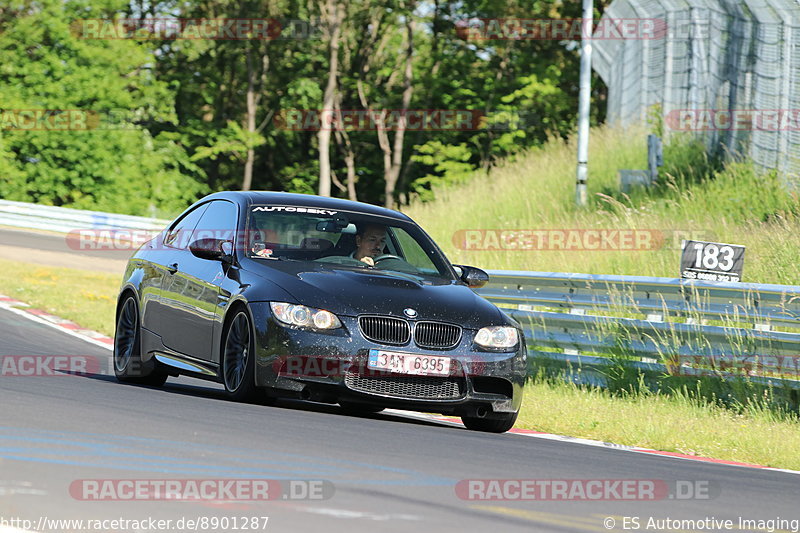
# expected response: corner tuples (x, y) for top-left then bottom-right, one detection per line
(114, 191), (526, 432)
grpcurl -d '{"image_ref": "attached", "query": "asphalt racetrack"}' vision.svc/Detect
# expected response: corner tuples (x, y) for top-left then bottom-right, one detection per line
(1, 304), (799, 533)
(0, 227), (133, 273)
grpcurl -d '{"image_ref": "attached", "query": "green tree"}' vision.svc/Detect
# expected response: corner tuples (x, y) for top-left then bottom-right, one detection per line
(1, 0), (612, 213)
(0, 0), (207, 216)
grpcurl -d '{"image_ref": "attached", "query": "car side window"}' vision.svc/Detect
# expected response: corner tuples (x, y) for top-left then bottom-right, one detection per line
(393, 228), (438, 273)
(164, 203), (209, 249)
(192, 200), (238, 245)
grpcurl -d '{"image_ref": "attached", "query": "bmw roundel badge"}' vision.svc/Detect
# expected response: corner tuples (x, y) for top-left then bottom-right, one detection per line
(404, 308), (418, 318)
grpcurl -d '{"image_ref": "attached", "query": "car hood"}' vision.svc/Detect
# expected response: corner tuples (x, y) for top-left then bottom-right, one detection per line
(245, 260), (506, 327)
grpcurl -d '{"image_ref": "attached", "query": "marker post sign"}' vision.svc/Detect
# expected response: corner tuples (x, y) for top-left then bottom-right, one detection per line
(680, 240), (745, 282)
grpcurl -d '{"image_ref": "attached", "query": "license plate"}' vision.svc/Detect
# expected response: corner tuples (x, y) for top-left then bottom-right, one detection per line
(368, 349), (451, 376)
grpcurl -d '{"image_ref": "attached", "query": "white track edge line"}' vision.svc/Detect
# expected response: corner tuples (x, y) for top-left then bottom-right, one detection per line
(0, 302), (112, 352)
(385, 409), (800, 476)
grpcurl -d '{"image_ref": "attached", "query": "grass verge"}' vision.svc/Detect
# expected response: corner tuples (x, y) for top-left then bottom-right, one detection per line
(0, 257), (118, 336)
(517, 377), (800, 471)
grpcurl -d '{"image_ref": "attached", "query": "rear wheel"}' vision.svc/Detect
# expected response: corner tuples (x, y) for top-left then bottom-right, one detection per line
(114, 295), (167, 386)
(461, 411), (518, 433)
(222, 309), (259, 402)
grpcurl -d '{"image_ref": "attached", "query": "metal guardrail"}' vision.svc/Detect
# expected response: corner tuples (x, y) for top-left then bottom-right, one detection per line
(477, 270), (800, 390)
(2, 200), (798, 391)
(0, 199), (168, 234)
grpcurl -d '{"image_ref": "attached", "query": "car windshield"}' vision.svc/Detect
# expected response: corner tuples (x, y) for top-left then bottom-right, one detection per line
(246, 205), (455, 281)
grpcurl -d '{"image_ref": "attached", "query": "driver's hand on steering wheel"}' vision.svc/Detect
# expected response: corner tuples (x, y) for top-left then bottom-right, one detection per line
(373, 254), (402, 262)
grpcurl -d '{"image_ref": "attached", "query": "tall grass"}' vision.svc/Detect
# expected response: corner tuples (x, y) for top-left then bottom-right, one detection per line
(405, 124), (800, 421)
(518, 375), (800, 470)
(403, 126), (800, 284)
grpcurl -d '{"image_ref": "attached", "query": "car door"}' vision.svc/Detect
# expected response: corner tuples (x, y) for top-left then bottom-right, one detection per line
(159, 200), (238, 360)
(144, 203), (209, 334)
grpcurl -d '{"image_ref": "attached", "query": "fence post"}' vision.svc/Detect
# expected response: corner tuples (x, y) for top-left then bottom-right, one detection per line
(575, 0), (594, 207)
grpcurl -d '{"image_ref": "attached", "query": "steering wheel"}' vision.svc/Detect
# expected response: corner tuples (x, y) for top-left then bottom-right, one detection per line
(373, 254), (404, 262)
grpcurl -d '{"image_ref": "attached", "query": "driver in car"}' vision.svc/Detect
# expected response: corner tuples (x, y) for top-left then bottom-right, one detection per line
(352, 223), (387, 266)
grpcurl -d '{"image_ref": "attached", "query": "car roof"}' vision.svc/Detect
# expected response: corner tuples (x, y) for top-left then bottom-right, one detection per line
(200, 191), (413, 222)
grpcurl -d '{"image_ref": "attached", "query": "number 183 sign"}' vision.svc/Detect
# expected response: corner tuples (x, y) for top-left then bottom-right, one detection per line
(680, 240), (745, 282)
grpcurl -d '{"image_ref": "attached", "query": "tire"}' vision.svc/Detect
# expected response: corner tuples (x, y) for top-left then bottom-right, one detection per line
(222, 309), (259, 403)
(114, 295), (168, 386)
(338, 401), (385, 414)
(461, 411), (518, 433)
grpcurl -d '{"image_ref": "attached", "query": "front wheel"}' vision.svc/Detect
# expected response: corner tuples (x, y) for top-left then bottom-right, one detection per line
(114, 295), (167, 386)
(461, 411), (518, 433)
(222, 309), (259, 402)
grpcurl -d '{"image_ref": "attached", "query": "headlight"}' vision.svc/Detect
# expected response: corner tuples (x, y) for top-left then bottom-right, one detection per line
(474, 326), (519, 350)
(270, 302), (342, 330)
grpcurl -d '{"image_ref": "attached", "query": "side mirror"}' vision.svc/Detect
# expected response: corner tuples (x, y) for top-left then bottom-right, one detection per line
(454, 264), (489, 289)
(189, 238), (233, 262)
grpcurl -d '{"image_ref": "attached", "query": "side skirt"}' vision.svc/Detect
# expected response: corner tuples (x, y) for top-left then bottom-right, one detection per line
(152, 351), (219, 380)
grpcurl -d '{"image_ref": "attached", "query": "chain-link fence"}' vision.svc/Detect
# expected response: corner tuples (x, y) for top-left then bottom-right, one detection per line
(593, 0), (800, 182)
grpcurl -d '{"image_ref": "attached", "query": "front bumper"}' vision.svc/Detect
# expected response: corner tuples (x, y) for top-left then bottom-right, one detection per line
(249, 303), (526, 418)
